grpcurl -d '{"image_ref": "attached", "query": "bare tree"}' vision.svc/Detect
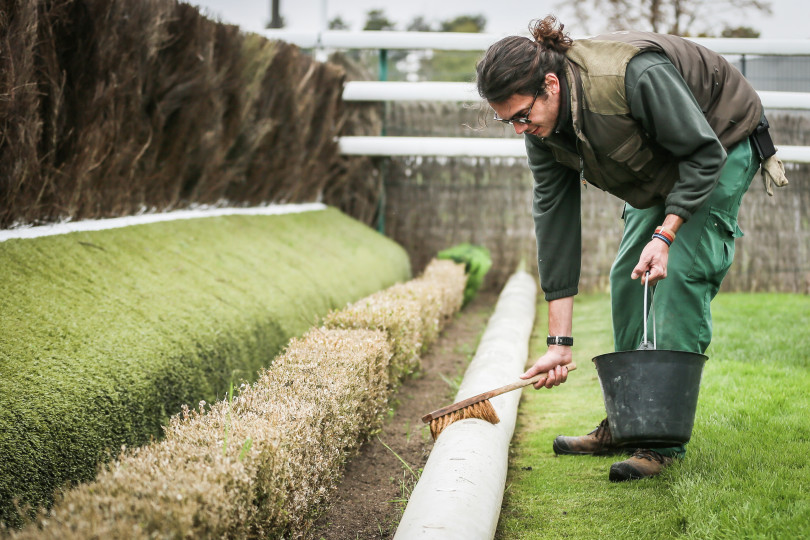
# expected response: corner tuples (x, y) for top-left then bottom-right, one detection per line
(560, 0), (771, 36)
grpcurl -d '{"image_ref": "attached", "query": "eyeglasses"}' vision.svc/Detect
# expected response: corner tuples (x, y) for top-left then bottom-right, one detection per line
(493, 90), (540, 125)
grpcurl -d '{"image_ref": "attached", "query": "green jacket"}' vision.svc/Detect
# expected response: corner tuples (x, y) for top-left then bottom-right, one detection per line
(527, 32), (762, 300)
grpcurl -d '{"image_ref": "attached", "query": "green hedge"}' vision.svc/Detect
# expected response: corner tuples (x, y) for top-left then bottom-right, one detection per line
(438, 243), (492, 306)
(8, 257), (466, 539)
(0, 208), (411, 528)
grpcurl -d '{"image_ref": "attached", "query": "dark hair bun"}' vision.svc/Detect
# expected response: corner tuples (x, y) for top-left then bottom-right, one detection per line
(529, 15), (573, 54)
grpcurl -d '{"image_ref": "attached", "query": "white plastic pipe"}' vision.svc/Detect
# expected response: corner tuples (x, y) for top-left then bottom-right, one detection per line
(758, 91), (810, 110)
(394, 271), (537, 540)
(260, 30), (810, 55)
(775, 145), (810, 163)
(343, 82), (810, 111)
(338, 136), (810, 163)
(338, 136), (525, 158)
(686, 37), (810, 55)
(342, 81), (479, 102)
(260, 30), (511, 51)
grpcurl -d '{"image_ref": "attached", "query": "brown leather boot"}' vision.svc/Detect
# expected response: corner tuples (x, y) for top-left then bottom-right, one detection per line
(609, 449), (674, 482)
(552, 418), (629, 456)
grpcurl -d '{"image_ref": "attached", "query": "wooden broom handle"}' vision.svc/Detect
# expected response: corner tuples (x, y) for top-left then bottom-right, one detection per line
(421, 363), (577, 423)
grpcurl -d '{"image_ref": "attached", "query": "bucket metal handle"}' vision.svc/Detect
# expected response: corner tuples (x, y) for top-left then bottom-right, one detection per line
(640, 271), (656, 350)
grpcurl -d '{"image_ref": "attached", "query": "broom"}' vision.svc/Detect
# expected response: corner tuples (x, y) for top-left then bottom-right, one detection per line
(421, 364), (577, 440)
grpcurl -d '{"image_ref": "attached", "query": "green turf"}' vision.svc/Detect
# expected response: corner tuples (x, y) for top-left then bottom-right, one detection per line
(497, 292), (810, 539)
(0, 208), (411, 527)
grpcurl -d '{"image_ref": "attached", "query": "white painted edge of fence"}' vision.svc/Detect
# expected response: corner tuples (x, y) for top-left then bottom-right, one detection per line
(339, 136), (525, 158)
(339, 136), (810, 163)
(260, 29), (810, 55)
(343, 81), (480, 102)
(774, 145), (810, 163)
(394, 271), (537, 540)
(343, 82), (810, 111)
(0, 203), (327, 242)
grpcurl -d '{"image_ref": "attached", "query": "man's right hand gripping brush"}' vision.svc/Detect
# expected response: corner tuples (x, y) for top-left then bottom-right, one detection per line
(421, 356), (574, 440)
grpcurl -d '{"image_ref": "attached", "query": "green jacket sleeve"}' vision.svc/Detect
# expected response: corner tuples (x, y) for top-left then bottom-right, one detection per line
(625, 52), (727, 221)
(525, 135), (582, 301)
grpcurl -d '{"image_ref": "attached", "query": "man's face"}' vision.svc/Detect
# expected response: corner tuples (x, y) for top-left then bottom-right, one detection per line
(489, 73), (561, 138)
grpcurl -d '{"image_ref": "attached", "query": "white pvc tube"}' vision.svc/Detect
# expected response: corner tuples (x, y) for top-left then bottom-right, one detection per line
(259, 30), (512, 51)
(343, 82), (810, 111)
(758, 91), (810, 110)
(343, 81), (479, 102)
(686, 37), (810, 55)
(774, 145), (810, 163)
(338, 136), (525, 158)
(338, 136), (810, 163)
(260, 30), (810, 55)
(394, 271), (537, 540)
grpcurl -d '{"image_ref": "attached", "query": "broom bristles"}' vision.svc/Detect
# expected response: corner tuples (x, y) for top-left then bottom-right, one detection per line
(429, 398), (500, 440)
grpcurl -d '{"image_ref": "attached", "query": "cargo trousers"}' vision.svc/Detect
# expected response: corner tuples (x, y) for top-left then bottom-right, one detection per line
(609, 139), (759, 458)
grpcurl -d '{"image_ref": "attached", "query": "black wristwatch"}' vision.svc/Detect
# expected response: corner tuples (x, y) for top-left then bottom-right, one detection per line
(547, 336), (574, 347)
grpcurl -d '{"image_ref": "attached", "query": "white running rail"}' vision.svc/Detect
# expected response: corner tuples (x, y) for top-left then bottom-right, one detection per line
(261, 30), (810, 55)
(337, 136), (810, 163)
(261, 30), (810, 163)
(343, 82), (810, 111)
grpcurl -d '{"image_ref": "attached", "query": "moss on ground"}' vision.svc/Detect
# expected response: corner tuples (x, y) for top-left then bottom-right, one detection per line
(0, 208), (411, 528)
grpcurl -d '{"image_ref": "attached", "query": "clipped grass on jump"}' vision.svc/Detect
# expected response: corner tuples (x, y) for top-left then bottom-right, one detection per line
(9, 328), (393, 539)
(497, 292), (810, 539)
(324, 259), (466, 386)
(0, 208), (411, 528)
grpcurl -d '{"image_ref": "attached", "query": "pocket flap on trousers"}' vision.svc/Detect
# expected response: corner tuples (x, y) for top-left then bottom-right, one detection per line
(709, 208), (743, 239)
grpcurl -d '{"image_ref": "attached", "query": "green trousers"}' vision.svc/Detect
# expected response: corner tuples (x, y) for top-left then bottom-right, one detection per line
(609, 139), (759, 458)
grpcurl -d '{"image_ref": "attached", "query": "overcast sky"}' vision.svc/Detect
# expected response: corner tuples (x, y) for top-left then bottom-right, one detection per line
(190, 0), (810, 39)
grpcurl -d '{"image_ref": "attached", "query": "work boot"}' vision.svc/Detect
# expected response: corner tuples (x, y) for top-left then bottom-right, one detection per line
(609, 449), (674, 482)
(552, 418), (629, 456)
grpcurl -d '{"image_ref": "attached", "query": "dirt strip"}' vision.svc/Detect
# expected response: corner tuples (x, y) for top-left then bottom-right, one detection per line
(311, 292), (498, 539)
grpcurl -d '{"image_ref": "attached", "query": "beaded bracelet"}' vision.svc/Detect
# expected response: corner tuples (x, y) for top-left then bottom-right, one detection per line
(654, 226), (676, 243)
(653, 226), (676, 248)
(652, 232), (672, 246)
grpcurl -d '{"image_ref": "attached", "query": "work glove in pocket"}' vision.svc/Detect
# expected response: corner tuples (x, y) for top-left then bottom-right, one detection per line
(761, 155), (789, 196)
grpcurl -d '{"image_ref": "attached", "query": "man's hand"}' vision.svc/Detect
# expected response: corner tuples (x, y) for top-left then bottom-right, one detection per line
(631, 239), (669, 286)
(520, 346), (572, 389)
(632, 214), (684, 285)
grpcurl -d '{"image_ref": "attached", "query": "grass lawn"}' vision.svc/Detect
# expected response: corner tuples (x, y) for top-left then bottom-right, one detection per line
(497, 292), (810, 539)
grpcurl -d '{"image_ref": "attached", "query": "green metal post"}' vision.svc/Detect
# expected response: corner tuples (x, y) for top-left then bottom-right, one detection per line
(379, 48), (389, 88)
(377, 49), (389, 234)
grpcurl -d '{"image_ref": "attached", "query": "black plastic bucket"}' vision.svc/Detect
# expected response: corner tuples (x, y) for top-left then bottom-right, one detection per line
(592, 349), (707, 447)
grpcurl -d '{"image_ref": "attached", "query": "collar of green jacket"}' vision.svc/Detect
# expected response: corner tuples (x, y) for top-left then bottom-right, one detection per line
(541, 31), (761, 210)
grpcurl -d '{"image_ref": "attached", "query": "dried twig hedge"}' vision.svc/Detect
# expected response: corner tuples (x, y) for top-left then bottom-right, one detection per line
(0, 0), (375, 228)
(7, 259), (467, 539)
